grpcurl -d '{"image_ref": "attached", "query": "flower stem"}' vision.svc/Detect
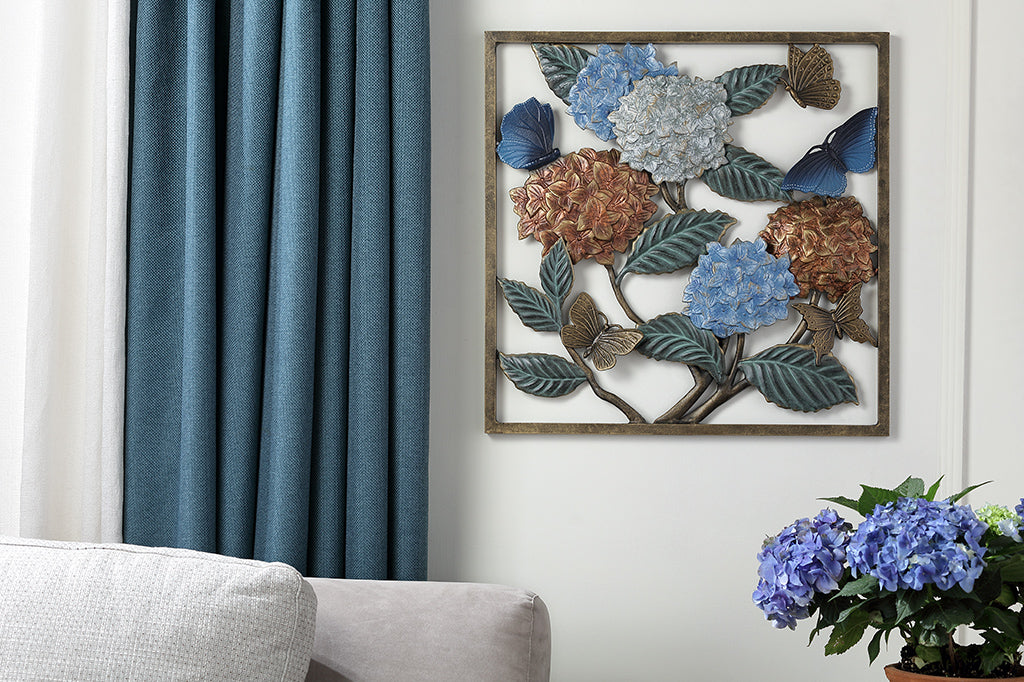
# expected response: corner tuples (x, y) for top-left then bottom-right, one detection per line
(728, 334), (746, 386)
(655, 366), (714, 423)
(660, 181), (688, 213)
(567, 348), (646, 423)
(605, 265), (644, 326)
(947, 633), (958, 676)
(683, 334), (751, 423)
(683, 378), (750, 423)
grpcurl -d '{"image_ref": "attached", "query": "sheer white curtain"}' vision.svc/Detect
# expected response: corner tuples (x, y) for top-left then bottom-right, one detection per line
(0, 1), (128, 542)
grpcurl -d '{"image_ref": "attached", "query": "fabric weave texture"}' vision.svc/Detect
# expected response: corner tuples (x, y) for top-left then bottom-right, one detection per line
(125, 0), (430, 579)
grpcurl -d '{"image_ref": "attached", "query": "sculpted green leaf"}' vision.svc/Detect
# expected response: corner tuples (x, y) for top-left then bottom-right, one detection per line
(498, 278), (560, 332)
(539, 240), (573, 324)
(498, 352), (587, 398)
(532, 43), (594, 104)
(702, 145), (792, 203)
(738, 344), (858, 412)
(714, 64), (785, 115)
(619, 209), (735, 281)
(636, 313), (725, 382)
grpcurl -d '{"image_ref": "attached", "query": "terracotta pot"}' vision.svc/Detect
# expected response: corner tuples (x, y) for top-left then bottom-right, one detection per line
(884, 664), (1024, 681)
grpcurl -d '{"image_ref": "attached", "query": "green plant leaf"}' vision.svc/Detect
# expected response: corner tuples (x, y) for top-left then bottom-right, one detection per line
(713, 63), (785, 115)
(950, 480), (993, 503)
(818, 495), (860, 514)
(498, 352), (587, 398)
(925, 476), (944, 501)
(978, 606), (1023, 638)
(738, 344), (858, 413)
(834, 575), (879, 598)
(539, 240), (573, 324)
(896, 588), (931, 625)
(921, 600), (976, 633)
(532, 43), (593, 104)
(498, 278), (560, 332)
(1000, 555), (1024, 582)
(981, 642), (1012, 676)
(824, 610), (870, 656)
(618, 209), (736, 281)
(894, 476), (926, 498)
(635, 313), (725, 382)
(857, 485), (902, 517)
(915, 645), (943, 665)
(702, 145), (791, 203)
(867, 628), (885, 664)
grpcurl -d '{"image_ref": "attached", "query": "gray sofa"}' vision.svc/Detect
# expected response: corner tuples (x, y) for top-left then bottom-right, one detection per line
(0, 536), (551, 681)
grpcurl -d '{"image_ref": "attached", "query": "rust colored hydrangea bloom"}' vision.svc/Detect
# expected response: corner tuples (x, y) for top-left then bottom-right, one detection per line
(759, 196), (877, 302)
(509, 148), (659, 265)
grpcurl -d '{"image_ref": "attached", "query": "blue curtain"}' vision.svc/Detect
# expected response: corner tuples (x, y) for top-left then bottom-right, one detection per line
(124, 0), (430, 580)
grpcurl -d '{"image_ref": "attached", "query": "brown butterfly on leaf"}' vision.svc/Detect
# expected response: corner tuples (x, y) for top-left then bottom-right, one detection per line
(792, 283), (877, 365)
(781, 44), (841, 110)
(560, 293), (643, 371)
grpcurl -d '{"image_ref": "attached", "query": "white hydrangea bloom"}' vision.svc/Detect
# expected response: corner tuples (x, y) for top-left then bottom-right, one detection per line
(609, 75), (732, 183)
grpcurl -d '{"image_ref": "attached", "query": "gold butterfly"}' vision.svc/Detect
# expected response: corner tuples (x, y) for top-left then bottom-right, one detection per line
(560, 293), (643, 371)
(792, 283), (877, 364)
(781, 44), (841, 110)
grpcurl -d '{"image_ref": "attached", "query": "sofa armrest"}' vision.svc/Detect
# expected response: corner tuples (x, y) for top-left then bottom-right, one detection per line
(304, 579), (551, 682)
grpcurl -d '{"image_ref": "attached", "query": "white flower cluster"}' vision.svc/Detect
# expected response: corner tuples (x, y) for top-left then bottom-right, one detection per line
(608, 75), (732, 183)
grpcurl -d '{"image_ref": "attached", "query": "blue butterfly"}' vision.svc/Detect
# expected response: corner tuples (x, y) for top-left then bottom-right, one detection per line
(496, 97), (560, 171)
(781, 107), (878, 197)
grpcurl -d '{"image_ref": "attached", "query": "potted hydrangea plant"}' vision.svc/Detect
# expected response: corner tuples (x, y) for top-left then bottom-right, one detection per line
(754, 477), (1024, 679)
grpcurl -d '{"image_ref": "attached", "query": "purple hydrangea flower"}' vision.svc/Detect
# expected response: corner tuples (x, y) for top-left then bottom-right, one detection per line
(566, 43), (677, 141)
(683, 240), (800, 338)
(847, 497), (988, 593)
(753, 509), (852, 629)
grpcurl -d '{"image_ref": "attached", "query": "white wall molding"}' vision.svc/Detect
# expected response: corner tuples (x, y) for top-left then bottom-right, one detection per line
(938, 0), (974, 496)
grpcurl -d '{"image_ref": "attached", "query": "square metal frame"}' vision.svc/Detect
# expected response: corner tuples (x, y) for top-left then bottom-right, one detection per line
(484, 31), (890, 436)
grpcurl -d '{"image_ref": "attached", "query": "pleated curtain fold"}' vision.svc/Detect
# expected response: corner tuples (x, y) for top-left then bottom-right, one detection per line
(125, 0), (430, 578)
(0, 1), (129, 543)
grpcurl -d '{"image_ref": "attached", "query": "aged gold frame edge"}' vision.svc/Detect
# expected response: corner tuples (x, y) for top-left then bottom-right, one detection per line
(484, 31), (890, 437)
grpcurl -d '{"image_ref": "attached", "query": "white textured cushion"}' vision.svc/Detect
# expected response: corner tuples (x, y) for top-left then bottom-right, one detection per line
(0, 536), (317, 681)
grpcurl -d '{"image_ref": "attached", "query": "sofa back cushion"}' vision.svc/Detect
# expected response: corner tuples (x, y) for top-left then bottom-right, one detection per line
(304, 578), (551, 682)
(0, 536), (317, 681)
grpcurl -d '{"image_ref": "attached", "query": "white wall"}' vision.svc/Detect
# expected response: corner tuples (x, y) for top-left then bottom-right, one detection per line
(429, 1), (1020, 680)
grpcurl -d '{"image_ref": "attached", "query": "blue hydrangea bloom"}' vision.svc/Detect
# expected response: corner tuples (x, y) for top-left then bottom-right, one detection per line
(847, 497), (988, 593)
(753, 509), (852, 630)
(683, 240), (800, 338)
(567, 43), (677, 141)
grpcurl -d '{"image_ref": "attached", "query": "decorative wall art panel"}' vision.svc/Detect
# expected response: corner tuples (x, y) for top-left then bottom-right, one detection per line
(485, 32), (889, 435)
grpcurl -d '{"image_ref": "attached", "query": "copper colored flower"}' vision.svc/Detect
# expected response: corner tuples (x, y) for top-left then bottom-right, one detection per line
(759, 196), (877, 302)
(509, 148), (659, 265)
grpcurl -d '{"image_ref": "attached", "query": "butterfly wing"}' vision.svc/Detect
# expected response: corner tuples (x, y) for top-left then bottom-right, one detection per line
(497, 97), (561, 170)
(589, 329), (644, 371)
(793, 302), (837, 364)
(832, 284), (878, 346)
(828, 107), (878, 174)
(784, 44), (841, 110)
(781, 146), (848, 197)
(560, 293), (602, 349)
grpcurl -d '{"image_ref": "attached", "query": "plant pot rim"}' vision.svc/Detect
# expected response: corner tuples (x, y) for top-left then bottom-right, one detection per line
(884, 663), (1024, 681)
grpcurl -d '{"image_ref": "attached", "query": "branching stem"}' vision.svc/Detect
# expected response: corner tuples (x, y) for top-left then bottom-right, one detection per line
(605, 265), (644, 326)
(660, 181), (688, 213)
(567, 348), (646, 423)
(655, 367), (714, 423)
